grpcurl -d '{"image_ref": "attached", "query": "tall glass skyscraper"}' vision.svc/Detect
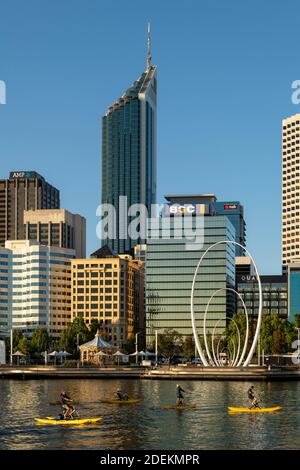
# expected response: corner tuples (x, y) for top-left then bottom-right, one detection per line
(101, 25), (157, 255)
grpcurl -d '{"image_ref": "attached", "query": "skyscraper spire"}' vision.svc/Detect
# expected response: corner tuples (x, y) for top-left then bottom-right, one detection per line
(147, 22), (151, 71)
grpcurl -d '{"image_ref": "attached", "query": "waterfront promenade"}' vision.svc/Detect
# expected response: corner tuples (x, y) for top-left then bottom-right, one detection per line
(1, 365), (300, 381)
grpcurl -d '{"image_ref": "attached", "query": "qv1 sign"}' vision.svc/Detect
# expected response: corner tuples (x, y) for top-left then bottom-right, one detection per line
(0, 80), (6, 104)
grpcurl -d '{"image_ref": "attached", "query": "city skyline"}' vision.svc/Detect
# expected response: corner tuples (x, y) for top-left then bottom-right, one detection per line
(1, 1), (300, 274)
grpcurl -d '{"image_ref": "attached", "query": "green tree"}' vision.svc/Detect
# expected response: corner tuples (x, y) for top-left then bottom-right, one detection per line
(30, 327), (50, 353)
(17, 337), (29, 356)
(183, 336), (194, 361)
(294, 314), (300, 329)
(123, 336), (136, 354)
(158, 328), (183, 362)
(59, 317), (90, 354)
(13, 330), (23, 352)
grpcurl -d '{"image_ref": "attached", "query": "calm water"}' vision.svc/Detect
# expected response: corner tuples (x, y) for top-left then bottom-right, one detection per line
(0, 379), (300, 450)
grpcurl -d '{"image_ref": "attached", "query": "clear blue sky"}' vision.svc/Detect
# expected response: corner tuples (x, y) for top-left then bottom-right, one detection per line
(0, 0), (299, 274)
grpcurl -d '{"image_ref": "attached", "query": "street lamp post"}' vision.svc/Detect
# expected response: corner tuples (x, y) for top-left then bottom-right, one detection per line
(296, 327), (300, 362)
(135, 332), (141, 364)
(10, 328), (13, 366)
(155, 330), (158, 365)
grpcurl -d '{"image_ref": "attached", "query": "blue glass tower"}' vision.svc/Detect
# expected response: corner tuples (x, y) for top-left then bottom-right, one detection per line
(101, 25), (157, 254)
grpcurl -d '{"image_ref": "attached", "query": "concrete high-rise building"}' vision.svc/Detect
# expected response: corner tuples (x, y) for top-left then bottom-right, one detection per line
(0, 240), (74, 337)
(146, 197), (236, 345)
(24, 209), (86, 258)
(282, 114), (300, 272)
(71, 246), (145, 348)
(101, 25), (157, 254)
(0, 171), (60, 247)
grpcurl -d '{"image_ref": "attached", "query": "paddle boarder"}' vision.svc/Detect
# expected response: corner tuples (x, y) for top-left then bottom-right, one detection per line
(60, 391), (75, 419)
(247, 385), (260, 409)
(176, 384), (185, 406)
(116, 388), (129, 401)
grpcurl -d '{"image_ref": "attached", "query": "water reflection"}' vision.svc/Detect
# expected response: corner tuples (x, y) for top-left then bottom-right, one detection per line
(0, 380), (299, 450)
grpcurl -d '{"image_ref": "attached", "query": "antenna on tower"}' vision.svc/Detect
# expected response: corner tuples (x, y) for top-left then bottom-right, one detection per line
(147, 22), (151, 71)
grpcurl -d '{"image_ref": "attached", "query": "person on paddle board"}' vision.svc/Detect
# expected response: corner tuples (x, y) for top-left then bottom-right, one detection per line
(60, 391), (75, 419)
(116, 388), (129, 401)
(176, 384), (185, 405)
(247, 385), (260, 409)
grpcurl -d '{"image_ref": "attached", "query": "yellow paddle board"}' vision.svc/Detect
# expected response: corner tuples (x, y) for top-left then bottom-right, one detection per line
(35, 417), (103, 425)
(228, 406), (281, 413)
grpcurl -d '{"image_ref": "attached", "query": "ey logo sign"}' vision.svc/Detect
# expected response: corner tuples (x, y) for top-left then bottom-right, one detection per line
(0, 80), (6, 104)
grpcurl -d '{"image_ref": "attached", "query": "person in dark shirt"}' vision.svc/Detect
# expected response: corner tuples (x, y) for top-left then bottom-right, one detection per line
(116, 388), (128, 401)
(176, 384), (185, 406)
(247, 385), (260, 409)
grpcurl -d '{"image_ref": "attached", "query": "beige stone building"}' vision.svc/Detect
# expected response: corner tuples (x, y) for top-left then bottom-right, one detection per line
(24, 209), (86, 258)
(71, 246), (145, 348)
(282, 114), (300, 271)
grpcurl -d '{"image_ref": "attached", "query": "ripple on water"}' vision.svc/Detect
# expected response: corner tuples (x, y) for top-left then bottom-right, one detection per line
(0, 379), (299, 450)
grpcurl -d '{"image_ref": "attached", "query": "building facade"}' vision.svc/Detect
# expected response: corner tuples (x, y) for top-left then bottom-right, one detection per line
(164, 194), (246, 256)
(0, 171), (60, 247)
(101, 27), (157, 254)
(282, 114), (300, 271)
(236, 275), (288, 319)
(0, 240), (74, 337)
(146, 211), (236, 346)
(214, 201), (246, 256)
(235, 256), (253, 277)
(24, 209), (86, 258)
(288, 261), (300, 322)
(71, 246), (145, 348)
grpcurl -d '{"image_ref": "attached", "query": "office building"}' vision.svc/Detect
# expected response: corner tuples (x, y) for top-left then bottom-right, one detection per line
(0, 246), (11, 328)
(282, 114), (300, 271)
(101, 25), (157, 254)
(146, 198), (236, 345)
(71, 246), (145, 348)
(24, 209), (86, 258)
(235, 256), (253, 277)
(236, 275), (288, 319)
(288, 261), (300, 322)
(214, 201), (246, 255)
(0, 171), (60, 247)
(134, 244), (147, 263)
(0, 240), (74, 337)
(164, 194), (246, 255)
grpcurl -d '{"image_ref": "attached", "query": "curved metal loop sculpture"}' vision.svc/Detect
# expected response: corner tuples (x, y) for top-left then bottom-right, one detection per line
(210, 316), (241, 367)
(203, 289), (248, 367)
(190, 241), (262, 368)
